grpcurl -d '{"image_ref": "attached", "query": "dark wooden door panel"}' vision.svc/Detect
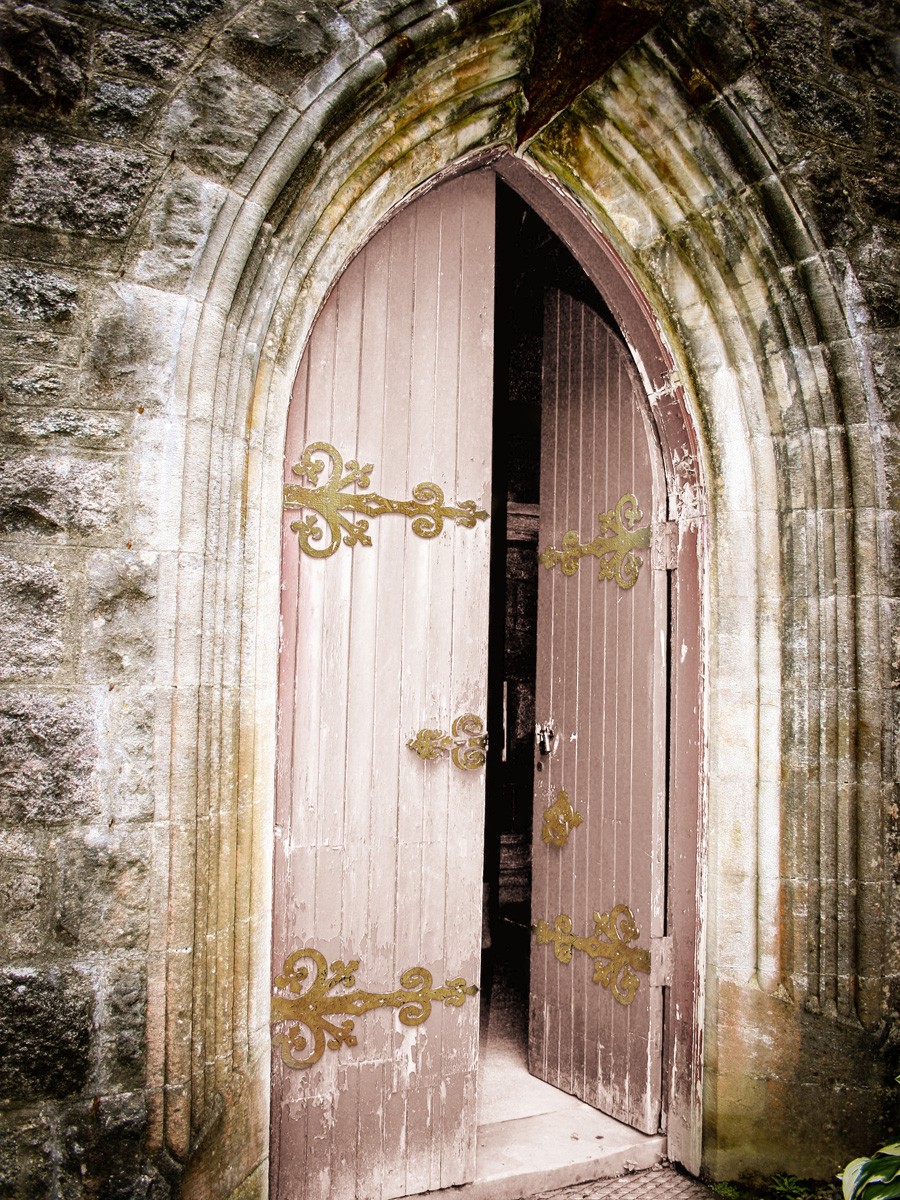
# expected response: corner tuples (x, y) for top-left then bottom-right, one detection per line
(530, 288), (667, 1134)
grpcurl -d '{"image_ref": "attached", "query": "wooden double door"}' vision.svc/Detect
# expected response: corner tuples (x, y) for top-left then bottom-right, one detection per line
(271, 169), (675, 1199)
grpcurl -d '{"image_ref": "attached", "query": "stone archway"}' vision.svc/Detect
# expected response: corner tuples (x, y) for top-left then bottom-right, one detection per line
(123, 16), (890, 1198)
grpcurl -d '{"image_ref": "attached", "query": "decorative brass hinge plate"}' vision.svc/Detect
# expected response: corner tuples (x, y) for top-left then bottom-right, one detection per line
(533, 904), (651, 1006)
(407, 713), (487, 770)
(283, 441), (488, 559)
(538, 494), (651, 590)
(541, 787), (583, 848)
(271, 948), (477, 1069)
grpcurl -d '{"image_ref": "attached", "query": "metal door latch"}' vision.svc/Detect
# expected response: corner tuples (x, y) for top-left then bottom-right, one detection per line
(536, 721), (556, 755)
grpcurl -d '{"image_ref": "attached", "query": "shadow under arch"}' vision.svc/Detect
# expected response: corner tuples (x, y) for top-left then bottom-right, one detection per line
(145, 22), (886, 1197)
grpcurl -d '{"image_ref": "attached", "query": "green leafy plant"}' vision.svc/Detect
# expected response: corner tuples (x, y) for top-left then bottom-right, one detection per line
(711, 1185), (745, 1200)
(770, 1175), (812, 1200)
(839, 1143), (900, 1200)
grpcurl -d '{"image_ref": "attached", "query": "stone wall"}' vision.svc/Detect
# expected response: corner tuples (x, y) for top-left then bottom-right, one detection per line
(0, 0), (896, 1196)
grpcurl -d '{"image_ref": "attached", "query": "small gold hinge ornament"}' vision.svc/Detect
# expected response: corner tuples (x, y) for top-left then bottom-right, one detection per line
(533, 904), (651, 1006)
(271, 948), (477, 1069)
(541, 788), (583, 848)
(283, 441), (488, 559)
(538, 494), (651, 590)
(407, 713), (487, 770)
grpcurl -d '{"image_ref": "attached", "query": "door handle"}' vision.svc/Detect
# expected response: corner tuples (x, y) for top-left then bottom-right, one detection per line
(536, 721), (556, 756)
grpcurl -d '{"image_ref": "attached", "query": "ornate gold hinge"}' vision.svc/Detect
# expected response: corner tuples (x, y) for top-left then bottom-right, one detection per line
(541, 787), (583, 848)
(407, 713), (487, 770)
(538, 493), (651, 590)
(283, 441), (488, 559)
(533, 904), (651, 1005)
(271, 948), (478, 1069)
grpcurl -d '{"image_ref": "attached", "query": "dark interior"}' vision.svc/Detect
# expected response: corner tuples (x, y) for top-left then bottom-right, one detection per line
(481, 181), (617, 1038)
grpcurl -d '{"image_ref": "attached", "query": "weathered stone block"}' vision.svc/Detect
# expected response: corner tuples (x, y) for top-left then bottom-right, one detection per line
(745, 0), (826, 77)
(224, 0), (334, 94)
(83, 550), (157, 679)
(87, 78), (159, 139)
(60, 1092), (173, 1200)
(0, 264), (77, 323)
(54, 828), (150, 950)
(95, 28), (187, 80)
(0, 4), (87, 113)
(788, 149), (861, 249)
(99, 688), (156, 823)
(0, 831), (51, 959)
(102, 966), (148, 1089)
(151, 58), (283, 182)
(849, 228), (900, 329)
(871, 84), (900, 151)
(132, 167), (229, 289)
(0, 863), (42, 920)
(0, 556), (65, 680)
(87, 0), (225, 33)
(0, 692), (97, 824)
(4, 136), (153, 239)
(854, 160), (900, 228)
(83, 285), (180, 411)
(0, 1108), (55, 1200)
(0, 968), (93, 1101)
(767, 74), (867, 146)
(0, 362), (70, 405)
(0, 328), (79, 363)
(0, 454), (122, 537)
(665, 1), (752, 89)
(870, 331), (900, 424)
(832, 15), (900, 84)
(0, 407), (129, 450)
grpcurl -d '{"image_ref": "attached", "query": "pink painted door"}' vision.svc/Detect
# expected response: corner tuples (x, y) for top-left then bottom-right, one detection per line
(271, 172), (494, 1199)
(529, 287), (668, 1133)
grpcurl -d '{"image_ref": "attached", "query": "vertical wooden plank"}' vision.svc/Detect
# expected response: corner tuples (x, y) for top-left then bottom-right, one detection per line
(351, 227), (394, 1200)
(371, 200), (429, 1200)
(530, 286), (556, 1085)
(571, 296), (594, 1100)
(443, 170), (494, 1188)
(414, 188), (449, 1197)
(561, 294), (576, 1091)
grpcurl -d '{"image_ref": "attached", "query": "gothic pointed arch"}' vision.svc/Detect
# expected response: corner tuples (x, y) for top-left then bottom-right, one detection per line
(115, 9), (892, 1194)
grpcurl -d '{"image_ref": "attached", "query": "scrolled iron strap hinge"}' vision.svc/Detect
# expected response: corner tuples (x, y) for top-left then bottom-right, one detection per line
(652, 521), (679, 571)
(650, 935), (674, 987)
(532, 904), (651, 1006)
(541, 787), (583, 848)
(407, 713), (487, 770)
(537, 493), (651, 590)
(271, 947), (478, 1070)
(283, 441), (488, 559)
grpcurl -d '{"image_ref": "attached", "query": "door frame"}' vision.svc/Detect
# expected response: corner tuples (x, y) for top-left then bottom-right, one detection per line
(492, 155), (706, 1170)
